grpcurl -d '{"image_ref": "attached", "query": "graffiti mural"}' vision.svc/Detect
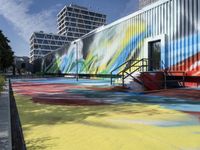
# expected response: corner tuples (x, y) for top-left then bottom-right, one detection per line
(43, 0), (200, 76)
(44, 20), (148, 74)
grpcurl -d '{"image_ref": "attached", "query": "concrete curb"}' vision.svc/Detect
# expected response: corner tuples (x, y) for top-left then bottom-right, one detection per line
(0, 81), (12, 150)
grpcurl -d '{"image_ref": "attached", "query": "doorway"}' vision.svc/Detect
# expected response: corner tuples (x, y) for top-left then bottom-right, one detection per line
(148, 40), (161, 71)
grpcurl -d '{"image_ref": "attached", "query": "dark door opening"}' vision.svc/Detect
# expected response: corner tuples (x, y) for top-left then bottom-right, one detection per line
(148, 40), (161, 71)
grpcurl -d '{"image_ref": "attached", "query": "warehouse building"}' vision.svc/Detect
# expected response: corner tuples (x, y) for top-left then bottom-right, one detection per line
(42, 0), (200, 88)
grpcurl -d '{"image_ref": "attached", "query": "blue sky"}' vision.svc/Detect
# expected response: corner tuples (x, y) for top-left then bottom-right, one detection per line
(0, 0), (139, 57)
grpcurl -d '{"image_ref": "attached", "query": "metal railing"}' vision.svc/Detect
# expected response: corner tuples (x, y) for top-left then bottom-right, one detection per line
(110, 58), (135, 85)
(110, 58), (186, 90)
(110, 58), (148, 86)
(6, 74), (64, 79)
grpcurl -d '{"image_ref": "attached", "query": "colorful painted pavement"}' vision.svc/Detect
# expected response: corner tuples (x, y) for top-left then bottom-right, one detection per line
(12, 78), (200, 150)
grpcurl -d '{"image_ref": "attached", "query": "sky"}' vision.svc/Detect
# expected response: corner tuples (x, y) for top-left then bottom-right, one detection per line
(0, 0), (139, 57)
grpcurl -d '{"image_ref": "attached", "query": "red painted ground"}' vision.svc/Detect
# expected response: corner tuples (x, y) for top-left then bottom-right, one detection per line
(12, 82), (127, 106)
(12, 81), (200, 107)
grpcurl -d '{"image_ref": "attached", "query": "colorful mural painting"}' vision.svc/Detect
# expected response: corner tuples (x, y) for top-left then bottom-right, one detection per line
(44, 20), (147, 74)
(43, 0), (200, 77)
(12, 78), (200, 149)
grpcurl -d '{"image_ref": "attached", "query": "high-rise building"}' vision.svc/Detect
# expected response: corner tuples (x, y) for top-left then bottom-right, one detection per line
(30, 31), (68, 63)
(57, 4), (106, 42)
(139, 0), (159, 9)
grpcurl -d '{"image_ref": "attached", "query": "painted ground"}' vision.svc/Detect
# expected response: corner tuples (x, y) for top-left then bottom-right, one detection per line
(12, 78), (200, 150)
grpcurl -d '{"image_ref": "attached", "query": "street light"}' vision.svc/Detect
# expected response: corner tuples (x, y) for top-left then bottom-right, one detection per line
(73, 41), (79, 81)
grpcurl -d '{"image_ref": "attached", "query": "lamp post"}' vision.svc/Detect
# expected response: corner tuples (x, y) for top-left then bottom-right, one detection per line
(74, 41), (79, 81)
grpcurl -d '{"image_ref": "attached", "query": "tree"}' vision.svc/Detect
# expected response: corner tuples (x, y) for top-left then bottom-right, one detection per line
(0, 30), (14, 72)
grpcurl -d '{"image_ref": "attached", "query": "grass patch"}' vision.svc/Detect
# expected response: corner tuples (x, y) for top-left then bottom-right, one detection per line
(0, 75), (5, 92)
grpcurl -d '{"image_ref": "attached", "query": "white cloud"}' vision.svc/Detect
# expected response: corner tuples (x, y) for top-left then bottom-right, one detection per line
(120, 0), (138, 17)
(0, 0), (58, 42)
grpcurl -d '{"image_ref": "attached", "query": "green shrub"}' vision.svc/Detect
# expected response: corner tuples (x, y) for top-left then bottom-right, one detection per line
(0, 75), (5, 92)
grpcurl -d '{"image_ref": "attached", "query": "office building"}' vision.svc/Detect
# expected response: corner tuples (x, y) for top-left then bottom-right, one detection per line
(30, 31), (68, 63)
(57, 4), (106, 42)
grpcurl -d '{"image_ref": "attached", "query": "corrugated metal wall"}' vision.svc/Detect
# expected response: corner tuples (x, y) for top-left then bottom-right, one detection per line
(43, 0), (200, 76)
(101, 0), (200, 73)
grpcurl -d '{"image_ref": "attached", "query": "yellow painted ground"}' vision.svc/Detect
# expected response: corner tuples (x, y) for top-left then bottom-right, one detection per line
(15, 94), (200, 150)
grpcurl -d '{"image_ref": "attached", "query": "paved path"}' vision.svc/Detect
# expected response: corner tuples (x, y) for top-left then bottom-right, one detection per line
(12, 78), (200, 149)
(145, 88), (200, 101)
(0, 83), (12, 150)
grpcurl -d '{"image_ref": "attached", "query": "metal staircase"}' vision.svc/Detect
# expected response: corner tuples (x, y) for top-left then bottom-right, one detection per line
(110, 58), (148, 86)
(110, 58), (187, 90)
